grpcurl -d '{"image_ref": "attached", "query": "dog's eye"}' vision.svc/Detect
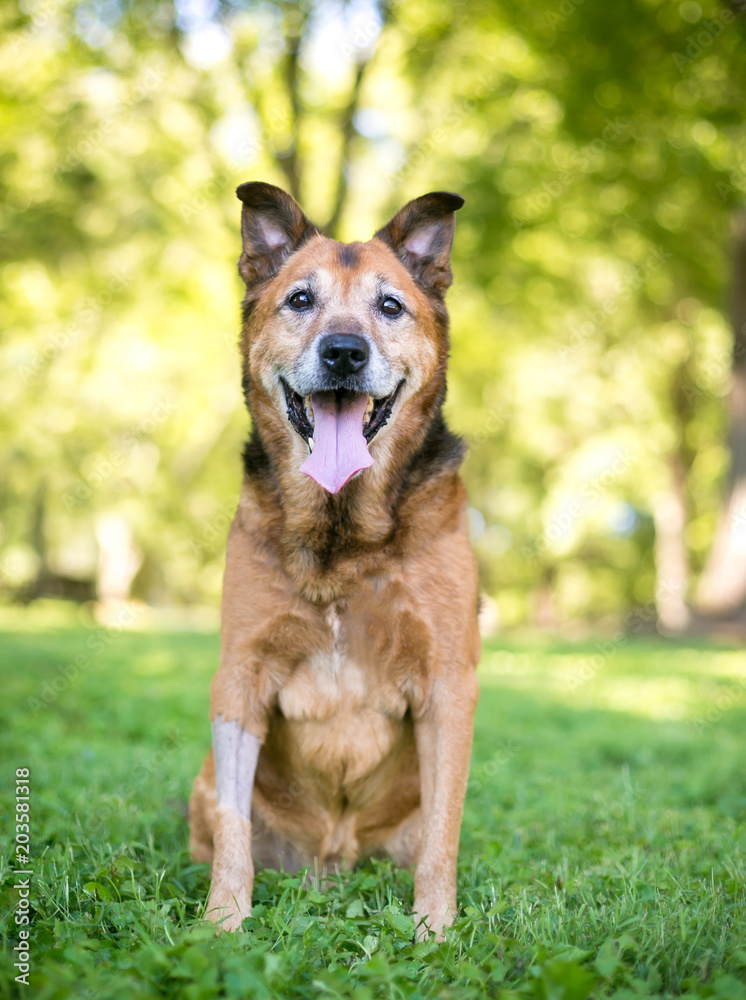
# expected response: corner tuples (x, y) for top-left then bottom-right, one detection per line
(380, 296), (402, 317)
(288, 290), (314, 311)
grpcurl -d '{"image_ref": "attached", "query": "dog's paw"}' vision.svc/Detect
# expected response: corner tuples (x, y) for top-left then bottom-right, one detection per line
(412, 896), (455, 943)
(205, 884), (251, 933)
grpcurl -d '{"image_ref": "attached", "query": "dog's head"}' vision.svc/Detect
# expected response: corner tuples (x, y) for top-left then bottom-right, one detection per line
(237, 182), (463, 495)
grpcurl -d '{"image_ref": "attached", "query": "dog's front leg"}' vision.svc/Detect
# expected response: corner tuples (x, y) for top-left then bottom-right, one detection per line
(413, 671), (478, 941)
(206, 715), (261, 931)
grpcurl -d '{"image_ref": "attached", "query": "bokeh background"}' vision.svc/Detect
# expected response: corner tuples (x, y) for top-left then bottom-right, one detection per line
(3, 0), (746, 636)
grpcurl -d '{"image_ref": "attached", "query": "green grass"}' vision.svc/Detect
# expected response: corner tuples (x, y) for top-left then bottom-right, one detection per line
(1, 613), (746, 999)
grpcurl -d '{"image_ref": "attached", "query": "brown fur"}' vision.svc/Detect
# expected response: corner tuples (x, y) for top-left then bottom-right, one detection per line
(189, 182), (480, 938)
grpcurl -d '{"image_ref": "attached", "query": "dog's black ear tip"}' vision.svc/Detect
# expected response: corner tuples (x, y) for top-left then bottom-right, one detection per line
(426, 191), (465, 212)
(236, 181), (258, 203)
(236, 181), (289, 205)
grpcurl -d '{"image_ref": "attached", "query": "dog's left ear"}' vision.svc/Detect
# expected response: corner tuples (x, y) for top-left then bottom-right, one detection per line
(374, 192), (464, 297)
(236, 182), (318, 287)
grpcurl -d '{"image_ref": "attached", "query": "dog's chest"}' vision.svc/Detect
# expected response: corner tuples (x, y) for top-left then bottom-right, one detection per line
(277, 607), (407, 722)
(275, 606), (410, 786)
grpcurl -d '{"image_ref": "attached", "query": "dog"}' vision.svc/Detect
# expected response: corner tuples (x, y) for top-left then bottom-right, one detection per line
(189, 181), (480, 939)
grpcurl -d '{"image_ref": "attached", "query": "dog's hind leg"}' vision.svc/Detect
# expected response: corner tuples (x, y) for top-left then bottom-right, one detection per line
(189, 751), (217, 864)
(251, 805), (306, 873)
(375, 809), (422, 868)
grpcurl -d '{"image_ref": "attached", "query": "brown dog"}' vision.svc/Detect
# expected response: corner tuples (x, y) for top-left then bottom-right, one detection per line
(189, 182), (480, 939)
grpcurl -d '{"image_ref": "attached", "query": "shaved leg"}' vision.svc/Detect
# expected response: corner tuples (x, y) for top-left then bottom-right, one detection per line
(206, 716), (261, 931)
(212, 717), (260, 818)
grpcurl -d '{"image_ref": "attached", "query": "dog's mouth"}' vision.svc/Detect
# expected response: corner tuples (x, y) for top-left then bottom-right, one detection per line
(281, 379), (403, 495)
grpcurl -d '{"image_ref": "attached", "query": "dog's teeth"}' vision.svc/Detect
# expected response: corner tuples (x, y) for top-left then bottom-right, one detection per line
(364, 396), (374, 424)
(308, 438), (314, 453)
(304, 395), (314, 427)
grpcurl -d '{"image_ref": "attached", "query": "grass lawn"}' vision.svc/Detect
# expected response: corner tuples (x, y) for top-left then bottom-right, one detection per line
(1, 610), (745, 999)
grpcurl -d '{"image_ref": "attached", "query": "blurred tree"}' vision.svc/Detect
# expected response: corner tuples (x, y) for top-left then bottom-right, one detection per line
(697, 210), (746, 617)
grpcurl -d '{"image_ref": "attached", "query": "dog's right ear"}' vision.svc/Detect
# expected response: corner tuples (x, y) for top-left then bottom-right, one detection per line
(236, 182), (318, 287)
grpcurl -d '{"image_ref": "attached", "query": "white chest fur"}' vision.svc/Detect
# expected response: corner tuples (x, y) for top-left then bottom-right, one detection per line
(277, 606), (387, 721)
(274, 606), (409, 786)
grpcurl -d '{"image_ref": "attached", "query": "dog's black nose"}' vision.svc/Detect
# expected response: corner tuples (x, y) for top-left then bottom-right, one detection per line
(319, 334), (369, 377)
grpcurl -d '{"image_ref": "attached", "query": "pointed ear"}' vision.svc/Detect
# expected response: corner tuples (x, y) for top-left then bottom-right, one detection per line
(236, 182), (318, 287)
(374, 191), (464, 297)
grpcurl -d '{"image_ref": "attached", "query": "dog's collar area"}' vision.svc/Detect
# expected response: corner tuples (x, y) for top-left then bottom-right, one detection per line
(281, 378), (403, 448)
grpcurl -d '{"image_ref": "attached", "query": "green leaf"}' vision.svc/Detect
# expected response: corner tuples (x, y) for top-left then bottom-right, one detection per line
(595, 939), (622, 978)
(384, 906), (415, 939)
(83, 880), (111, 901)
(489, 958), (507, 983)
(536, 958), (596, 1000)
(345, 898), (365, 918)
(555, 946), (594, 964)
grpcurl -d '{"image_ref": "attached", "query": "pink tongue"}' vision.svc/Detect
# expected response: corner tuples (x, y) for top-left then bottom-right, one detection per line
(300, 392), (374, 494)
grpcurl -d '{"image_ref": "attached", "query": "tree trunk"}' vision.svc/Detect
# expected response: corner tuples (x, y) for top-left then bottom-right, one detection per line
(653, 457), (691, 633)
(697, 210), (746, 615)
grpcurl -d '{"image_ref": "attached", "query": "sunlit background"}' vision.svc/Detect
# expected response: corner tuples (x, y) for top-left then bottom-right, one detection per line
(3, 0), (746, 635)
